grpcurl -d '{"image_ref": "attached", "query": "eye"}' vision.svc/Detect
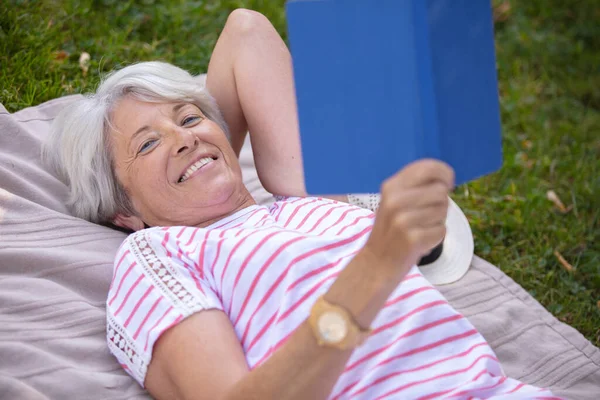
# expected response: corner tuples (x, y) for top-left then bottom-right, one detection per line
(182, 115), (202, 126)
(138, 139), (157, 154)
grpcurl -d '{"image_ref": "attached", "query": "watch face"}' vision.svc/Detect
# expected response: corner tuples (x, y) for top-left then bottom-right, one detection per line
(318, 311), (348, 343)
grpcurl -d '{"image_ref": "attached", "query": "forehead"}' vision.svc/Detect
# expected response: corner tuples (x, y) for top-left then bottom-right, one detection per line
(111, 98), (170, 135)
(110, 97), (202, 138)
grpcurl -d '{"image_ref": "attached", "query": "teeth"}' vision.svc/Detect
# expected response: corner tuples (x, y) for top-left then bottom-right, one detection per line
(179, 157), (214, 183)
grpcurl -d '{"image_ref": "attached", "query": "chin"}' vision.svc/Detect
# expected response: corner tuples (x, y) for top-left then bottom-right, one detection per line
(204, 180), (240, 207)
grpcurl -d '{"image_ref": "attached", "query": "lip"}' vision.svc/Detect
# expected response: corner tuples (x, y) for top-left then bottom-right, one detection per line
(178, 152), (219, 183)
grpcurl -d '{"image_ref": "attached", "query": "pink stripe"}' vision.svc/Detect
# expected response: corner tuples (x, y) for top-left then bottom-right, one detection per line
(294, 202), (328, 230)
(506, 382), (526, 394)
(336, 214), (375, 236)
(444, 376), (508, 399)
(227, 231), (281, 315)
(178, 260), (206, 297)
(112, 250), (130, 281)
(416, 367), (497, 400)
(403, 273), (421, 281)
(333, 342), (488, 399)
(233, 236), (306, 327)
(385, 286), (436, 307)
(114, 274), (144, 317)
(185, 228), (200, 246)
(276, 271), (340, 323)
(283, 199), (319, 227)
(374, 355), (497, 400)
(254, 346), (275, 368)
(254, 213), (272, 227)
(273, 197), (305, 221)
(533, 397), (564, 400)
(176, 226), (186, 239)
(318, 207), (361, 236)
(345, 323), (472, 373)
(285, 250), (359, 292)
(164, 231), (207, 296)
(239, 226), (372, 343)
(196, 230), (210, 279)
(371, 299), (447, 336)
(253, 328), (295, 367)
(124, 286), (154, 328)
(161, 232), (172, 257)
(219, 229), (265, 291)
(305, 204), (348, 234)
(108, 261), (137, 306)
(245, 312), (277, 351)
(144, 305), (174, 352)
(133, 297), (162, 340)
(209, 230), (228, 275)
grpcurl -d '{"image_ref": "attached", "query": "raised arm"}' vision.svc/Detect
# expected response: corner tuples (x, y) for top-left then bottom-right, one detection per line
(145, 160), (454, 400)
(206, 9), (306, 197)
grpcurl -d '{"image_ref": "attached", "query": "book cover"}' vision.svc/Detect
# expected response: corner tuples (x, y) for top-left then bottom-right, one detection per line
(286, 0), (503, 194)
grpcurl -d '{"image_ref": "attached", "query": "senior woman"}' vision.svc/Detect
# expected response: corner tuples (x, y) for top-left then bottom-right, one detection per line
(44, 9), (559, 400)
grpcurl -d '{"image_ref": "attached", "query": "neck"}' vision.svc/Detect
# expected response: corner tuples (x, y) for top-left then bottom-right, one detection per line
(193, 190), (256, 229)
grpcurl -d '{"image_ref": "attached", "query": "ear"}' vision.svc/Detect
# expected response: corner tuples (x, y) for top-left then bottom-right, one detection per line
(113, 214), (146, 232)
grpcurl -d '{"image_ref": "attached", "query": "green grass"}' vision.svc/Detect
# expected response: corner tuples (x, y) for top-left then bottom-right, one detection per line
(1, 0), (598, 346)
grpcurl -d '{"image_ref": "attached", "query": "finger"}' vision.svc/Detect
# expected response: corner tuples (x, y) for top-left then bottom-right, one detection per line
(384, 184), (450, 210)
(390, 159), (455, 190)
(393, 204), (448, 229)
(415, 225), (447, 254)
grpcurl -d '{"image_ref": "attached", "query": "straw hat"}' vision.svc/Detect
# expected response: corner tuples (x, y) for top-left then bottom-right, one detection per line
(347, 194), (474, 285)
(417, 197), (474, 285)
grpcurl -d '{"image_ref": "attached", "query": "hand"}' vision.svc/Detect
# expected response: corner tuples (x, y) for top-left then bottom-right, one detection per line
(363, 159), (455, 277)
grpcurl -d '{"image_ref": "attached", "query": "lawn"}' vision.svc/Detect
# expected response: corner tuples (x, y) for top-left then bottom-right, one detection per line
(1, 0), (598, 346)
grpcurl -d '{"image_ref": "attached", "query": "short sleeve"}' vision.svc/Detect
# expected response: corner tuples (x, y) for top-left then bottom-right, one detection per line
(106, 229), (222, 387)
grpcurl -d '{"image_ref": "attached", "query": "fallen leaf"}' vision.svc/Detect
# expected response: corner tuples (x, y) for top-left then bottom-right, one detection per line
(493, 1), (511, 22)
(597, 300), (600, 311)
(521, 140), (533, 149)
(554, 250), (575, 273)
(53, 50), (69, 61)
(546, 190), (570, 213)
(79, 52), (91, 76)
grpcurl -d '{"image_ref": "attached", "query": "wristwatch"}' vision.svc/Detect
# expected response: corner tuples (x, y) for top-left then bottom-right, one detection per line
(308, 295), (372, 350)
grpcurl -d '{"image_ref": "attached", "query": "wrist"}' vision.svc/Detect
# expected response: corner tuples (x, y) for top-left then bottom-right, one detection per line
(359, 245), (411, 283)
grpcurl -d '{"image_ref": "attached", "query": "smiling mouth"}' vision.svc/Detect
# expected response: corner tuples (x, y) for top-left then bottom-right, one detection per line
(178, 156), (218, 183)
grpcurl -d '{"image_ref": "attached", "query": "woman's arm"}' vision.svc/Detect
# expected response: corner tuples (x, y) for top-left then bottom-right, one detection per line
(145, 160), (454, 400)
(147, 249), (399, 400)
(206, 9), (307, 197)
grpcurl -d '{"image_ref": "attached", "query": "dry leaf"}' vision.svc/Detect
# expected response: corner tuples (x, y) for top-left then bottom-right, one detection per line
(53, 50), (69, 61)
(597, 300), (600, 311)
(493, 1), (511, 22)
(546, 190), (570, 213)
(554, 251), (575, 273)
(79, 52), (91, 76)
(521, 140), (533, 149)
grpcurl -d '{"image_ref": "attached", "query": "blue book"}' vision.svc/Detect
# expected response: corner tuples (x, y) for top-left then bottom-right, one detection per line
(286, 0), (503, 194)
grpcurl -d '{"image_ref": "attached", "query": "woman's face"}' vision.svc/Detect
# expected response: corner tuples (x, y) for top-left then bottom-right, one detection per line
(110, 96), (254, 229)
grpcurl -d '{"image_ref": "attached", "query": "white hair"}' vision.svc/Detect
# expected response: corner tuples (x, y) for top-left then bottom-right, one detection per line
(43, 61), (229, 225)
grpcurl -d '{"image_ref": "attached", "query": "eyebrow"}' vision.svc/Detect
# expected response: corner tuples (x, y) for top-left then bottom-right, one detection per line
(129, 103), (190, 146)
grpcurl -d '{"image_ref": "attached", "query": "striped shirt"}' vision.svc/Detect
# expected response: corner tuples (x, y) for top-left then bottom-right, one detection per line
(107, 197), (559, 399)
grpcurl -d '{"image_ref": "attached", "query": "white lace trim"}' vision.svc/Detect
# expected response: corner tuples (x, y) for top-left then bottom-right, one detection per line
(107, 230), (217, 386)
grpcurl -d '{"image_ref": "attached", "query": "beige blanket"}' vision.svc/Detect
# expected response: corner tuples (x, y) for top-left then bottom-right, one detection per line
(1, 94), (598, 399)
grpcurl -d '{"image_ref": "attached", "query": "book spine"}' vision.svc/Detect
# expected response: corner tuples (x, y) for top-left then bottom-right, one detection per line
(412, 0), (441, 160)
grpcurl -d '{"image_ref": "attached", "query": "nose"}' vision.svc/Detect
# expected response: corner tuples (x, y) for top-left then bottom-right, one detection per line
(173, 129), (199, 156)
